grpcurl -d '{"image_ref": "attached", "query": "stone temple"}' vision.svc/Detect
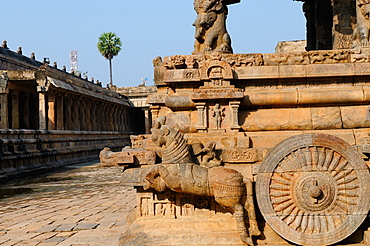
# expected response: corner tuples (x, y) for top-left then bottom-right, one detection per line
(110, 0), (370, 245)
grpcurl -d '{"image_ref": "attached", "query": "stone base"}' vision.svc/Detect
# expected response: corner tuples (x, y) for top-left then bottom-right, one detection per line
(119, 215), (369, 246)
(119, 217), (250, 246)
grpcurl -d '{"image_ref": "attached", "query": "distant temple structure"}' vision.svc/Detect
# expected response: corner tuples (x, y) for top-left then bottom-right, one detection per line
(0, 42), (144, 181)
(112, 85), (157, 134)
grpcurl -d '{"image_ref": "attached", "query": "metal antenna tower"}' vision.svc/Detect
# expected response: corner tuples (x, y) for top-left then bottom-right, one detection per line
(69, 50), (78, 72)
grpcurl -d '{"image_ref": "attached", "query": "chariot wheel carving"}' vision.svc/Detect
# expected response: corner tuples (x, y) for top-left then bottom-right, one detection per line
(256, 133), (370, 245)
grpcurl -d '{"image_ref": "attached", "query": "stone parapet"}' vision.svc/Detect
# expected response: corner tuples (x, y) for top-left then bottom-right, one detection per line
(0, 129), (133, 182)
(154, 49), (370, 85)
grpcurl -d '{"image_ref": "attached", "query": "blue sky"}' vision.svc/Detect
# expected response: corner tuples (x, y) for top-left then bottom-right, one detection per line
(2, 1), (305, 87)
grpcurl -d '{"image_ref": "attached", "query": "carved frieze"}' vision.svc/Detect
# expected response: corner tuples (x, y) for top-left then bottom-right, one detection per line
(163, 69), (200, 83)
(192, 88), (243, 100)
(221, 148), (257, 163)
(200, 59), (233, 81)
(223, 53), (264, 66)
(263, 52), (309, 66)
(309, 50), (350, 64)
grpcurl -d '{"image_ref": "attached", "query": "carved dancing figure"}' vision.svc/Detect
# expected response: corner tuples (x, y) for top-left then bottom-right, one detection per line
(143, 116), (260, 245)
(353, 0), (370, 47)
(212, 103), (225, 129)
(193, 0), (234, 54)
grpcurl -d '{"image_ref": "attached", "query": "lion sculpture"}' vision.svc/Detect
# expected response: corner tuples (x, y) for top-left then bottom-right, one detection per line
(193, 0), (234, 54)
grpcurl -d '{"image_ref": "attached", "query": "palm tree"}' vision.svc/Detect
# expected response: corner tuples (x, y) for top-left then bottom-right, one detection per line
(97, 32), (122, 87)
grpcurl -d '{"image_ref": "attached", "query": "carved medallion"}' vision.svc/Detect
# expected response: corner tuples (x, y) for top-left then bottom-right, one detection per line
(257, 133), (370, 245)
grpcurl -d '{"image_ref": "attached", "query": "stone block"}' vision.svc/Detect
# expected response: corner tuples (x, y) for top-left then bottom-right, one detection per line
(240, 108), (312, 131)
(311, 107), (342, 130)
(278, 64), (306, 78)
(298, 86), (363, 105)
(341, 106), (370, 129)
(243, 88), (298, 108)
(234, 66), (279, 80)
(306, 63), (355, 77)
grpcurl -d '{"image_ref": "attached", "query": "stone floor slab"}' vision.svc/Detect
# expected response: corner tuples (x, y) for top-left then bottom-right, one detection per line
(0, 161), (136, 246)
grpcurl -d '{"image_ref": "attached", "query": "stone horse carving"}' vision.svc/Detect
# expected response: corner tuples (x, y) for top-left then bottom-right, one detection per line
(143, 116), (260, 245)
(353, 0), (370, 47)
(193, 0), (234, 54)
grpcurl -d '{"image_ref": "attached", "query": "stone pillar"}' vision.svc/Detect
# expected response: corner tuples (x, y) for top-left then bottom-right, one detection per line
(0, 94), (8, 129)
(150, 106), (160, 126)
(113, 105), (118, 132)
(80, 98), (86, 131)
(97, 102), (103, 131)
(64, 94), (73, 130)
(85, 99), (92, 131)
(121, 107), (127, 132)
(144, 108), (151, 134)
(100, 103), (105, 131)
(48, 93), (56, 130)
(229, 101), (240, 132)
(72, 96), (80, 130)
(10, 91), (20, 129)
(0, 72), (9, 129)
(23, 92), (30, 129)
(117, 107), (123, 132)
(56, 94), (64, 130)
(0, 73), (9, 129)
(110, 105), (115, 131)
(91, 102), (97, 131)
(195, 102), (207, 132)
(303, 0), (333, 50)
(38, 92), (47, 130)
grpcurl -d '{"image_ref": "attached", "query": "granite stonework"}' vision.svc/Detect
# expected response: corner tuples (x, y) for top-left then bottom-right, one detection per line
(116, 0), (370, 245)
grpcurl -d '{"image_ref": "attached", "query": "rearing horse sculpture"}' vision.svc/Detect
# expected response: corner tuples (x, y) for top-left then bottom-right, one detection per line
(143, 116), (260, 245)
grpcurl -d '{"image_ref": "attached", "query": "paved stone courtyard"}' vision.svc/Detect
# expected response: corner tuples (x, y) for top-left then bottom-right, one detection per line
(0, 161), (136, 246)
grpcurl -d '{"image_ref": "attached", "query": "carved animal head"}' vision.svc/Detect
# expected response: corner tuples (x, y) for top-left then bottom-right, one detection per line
(199, 11), (218, 30)
(151, 127), (168, 147)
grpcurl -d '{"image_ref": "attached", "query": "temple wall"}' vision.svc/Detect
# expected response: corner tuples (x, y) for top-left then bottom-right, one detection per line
(0, 45), (144, 181)
(0, 129), (131, 181)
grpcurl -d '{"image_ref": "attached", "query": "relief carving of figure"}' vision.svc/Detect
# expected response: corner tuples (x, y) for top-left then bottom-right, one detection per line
(193, 0), (234, 54)
(212, 103), (225, 129)
(143, 116), (260, 245)
(353, 0), (370, 47)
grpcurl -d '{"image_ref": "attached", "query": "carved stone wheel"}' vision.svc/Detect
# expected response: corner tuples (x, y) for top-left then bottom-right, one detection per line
(256, 133), (370, 245)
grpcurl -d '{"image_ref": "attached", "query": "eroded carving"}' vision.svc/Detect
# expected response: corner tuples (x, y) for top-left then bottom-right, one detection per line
(143, 116), (260, 245)
(212, 103), (225, 129)
(192, 141), (222, 167)
(354, 0), (370, 47)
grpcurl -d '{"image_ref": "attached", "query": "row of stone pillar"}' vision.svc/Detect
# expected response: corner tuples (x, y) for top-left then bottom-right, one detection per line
(0, 90), (38, 130)
(0, 88), (134, 132)
(39, 90), (133, 132)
